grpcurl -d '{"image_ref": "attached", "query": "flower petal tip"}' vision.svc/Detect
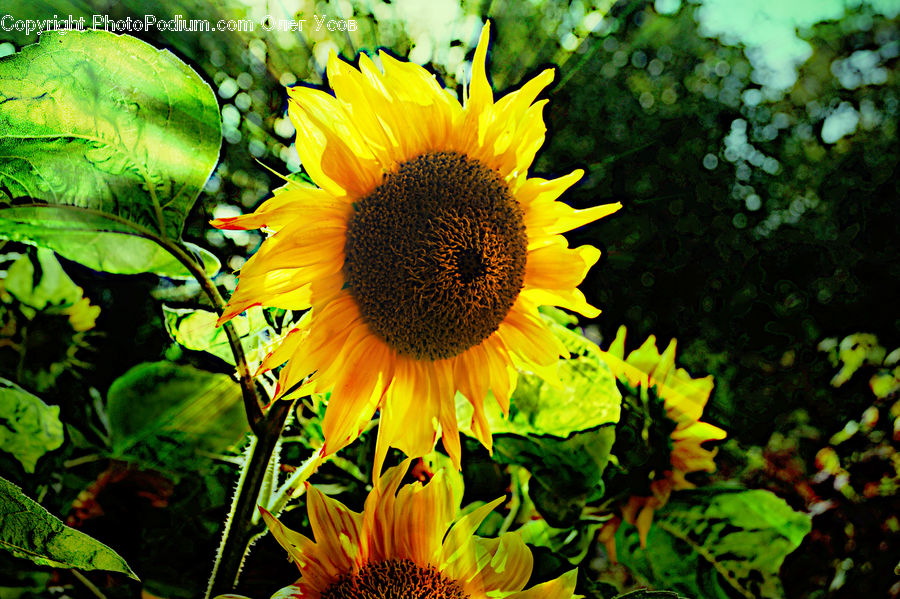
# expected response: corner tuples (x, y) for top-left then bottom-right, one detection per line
(210, 217), (242, 230)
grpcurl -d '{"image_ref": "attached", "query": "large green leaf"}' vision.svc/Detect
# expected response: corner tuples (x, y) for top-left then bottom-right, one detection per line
(106, 362), (247, 456)
(0, 476), (137, 578)
(0, 379), (63, 473)
(615, 488), (812, 599)
(458, 314), (622, 526)
(0, 31), (221, 278)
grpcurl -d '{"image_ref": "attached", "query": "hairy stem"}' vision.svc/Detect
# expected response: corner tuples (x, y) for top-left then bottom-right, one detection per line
(162, 238), (279, 595)
(205, 399), (294, 598)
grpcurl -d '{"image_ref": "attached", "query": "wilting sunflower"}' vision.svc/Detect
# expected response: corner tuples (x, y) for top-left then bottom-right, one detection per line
(213, 22), (620, 467)
(595, 326), (726, 556)
(260, 459), (579, 599)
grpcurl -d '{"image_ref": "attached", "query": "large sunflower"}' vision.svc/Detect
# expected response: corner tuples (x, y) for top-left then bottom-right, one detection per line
(212, 22), (620, 468)
(260, 459), (579, 599)
(596, 326), (727, 554)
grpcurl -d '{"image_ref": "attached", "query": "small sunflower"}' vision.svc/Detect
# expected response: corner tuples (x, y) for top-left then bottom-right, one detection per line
(213, 22), (620, 467)
(596, 326), (726, 555)
(260, 459), (579, 599)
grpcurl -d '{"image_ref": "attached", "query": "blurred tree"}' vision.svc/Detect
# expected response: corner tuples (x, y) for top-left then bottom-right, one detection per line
(541, 0), (899, 442)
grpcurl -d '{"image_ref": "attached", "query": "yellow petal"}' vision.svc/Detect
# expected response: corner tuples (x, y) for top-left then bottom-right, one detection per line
(463, 534), (533, 596)
(326, 51), (398, 167)
(518, 171), (583, 211)
(520, 287), (600, 318)
(243, 219), (346, 269)
(260, 507), (336, 590)
(433, 359), (462, 469)
(440, 496), (505, 576)
(393, 469), (456, 566)
(491, 69), (555, 155)
(482, 334), (516, 414)
(256, 325), (306, 375)
(455, 345), (493, 453)
(497, 301), (567, 367)
(609, 325), (628, 360)
(210, 185), (346, 232)
(379, 52), (461, 152)
(379, 357), (440, 459)
(547, 202), (622, 236)
(670, 420), (727, 442)
(636, 504), (655, 548)
(321, 331), (394, 455)
(464, 22), (493, 117)
(506, 569), (578, 599)
(360, 459), (411, 563)
(509, 99), (548, 176)
(305, 485), (362, 572)
(272, 299), (364, 400)
(525, 241), (601, 291)
(287, 99), (379, 197)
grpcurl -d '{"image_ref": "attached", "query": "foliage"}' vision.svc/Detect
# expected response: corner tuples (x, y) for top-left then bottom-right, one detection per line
(730, 332), (900, 599)
(0, 476), (137, 578)
(0, 249), (101, 391)
(106, 361), (247, 458)
(1, 1), (896, 598)
(458, 313), (621, 525)
(615, 488), (811, 599)
(163, 305), (273, 367)
(0, 378), (63, 473)
(0, 30), (221, 278)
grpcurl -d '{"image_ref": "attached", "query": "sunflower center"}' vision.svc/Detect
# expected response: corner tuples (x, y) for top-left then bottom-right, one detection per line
(321, 559), (469, 599)
(344, 152), (527, 361)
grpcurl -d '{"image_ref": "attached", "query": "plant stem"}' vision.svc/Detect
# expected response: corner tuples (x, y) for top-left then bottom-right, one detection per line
(21, 203), (265, 434)
(70, 569), (108, 599)
(205, 398), (294, 598)
(162, 238), (281, 595)
(162, 239), (265, 435)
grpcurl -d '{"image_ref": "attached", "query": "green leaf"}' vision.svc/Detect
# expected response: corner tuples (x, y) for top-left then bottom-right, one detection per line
(106, 362), (247, 456)
(458, 318), (621, 525)
(0, 476), (138, 578)
(0, 30), (221, 277)
(615, 488), (812, 599)
(581, 578), (621, 599)
(3, 248), (84, 311)
(504, 428), (616, 526)
(162, 305), (269, 366)
(515, 517), (604, 564)
(0, 379), (64, 473)
(0, 207), (219, 278)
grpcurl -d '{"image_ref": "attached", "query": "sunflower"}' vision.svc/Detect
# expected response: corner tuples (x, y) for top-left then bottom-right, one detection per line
(212, 22), (620, 468)
(260, 459), (579, 599)
(595, 326), (726, 555)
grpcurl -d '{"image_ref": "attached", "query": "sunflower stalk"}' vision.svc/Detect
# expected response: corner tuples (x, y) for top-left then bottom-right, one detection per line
(205, 398), (294, 598)
(158, 237), (294, 596)
(204, 435), (255, 599)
